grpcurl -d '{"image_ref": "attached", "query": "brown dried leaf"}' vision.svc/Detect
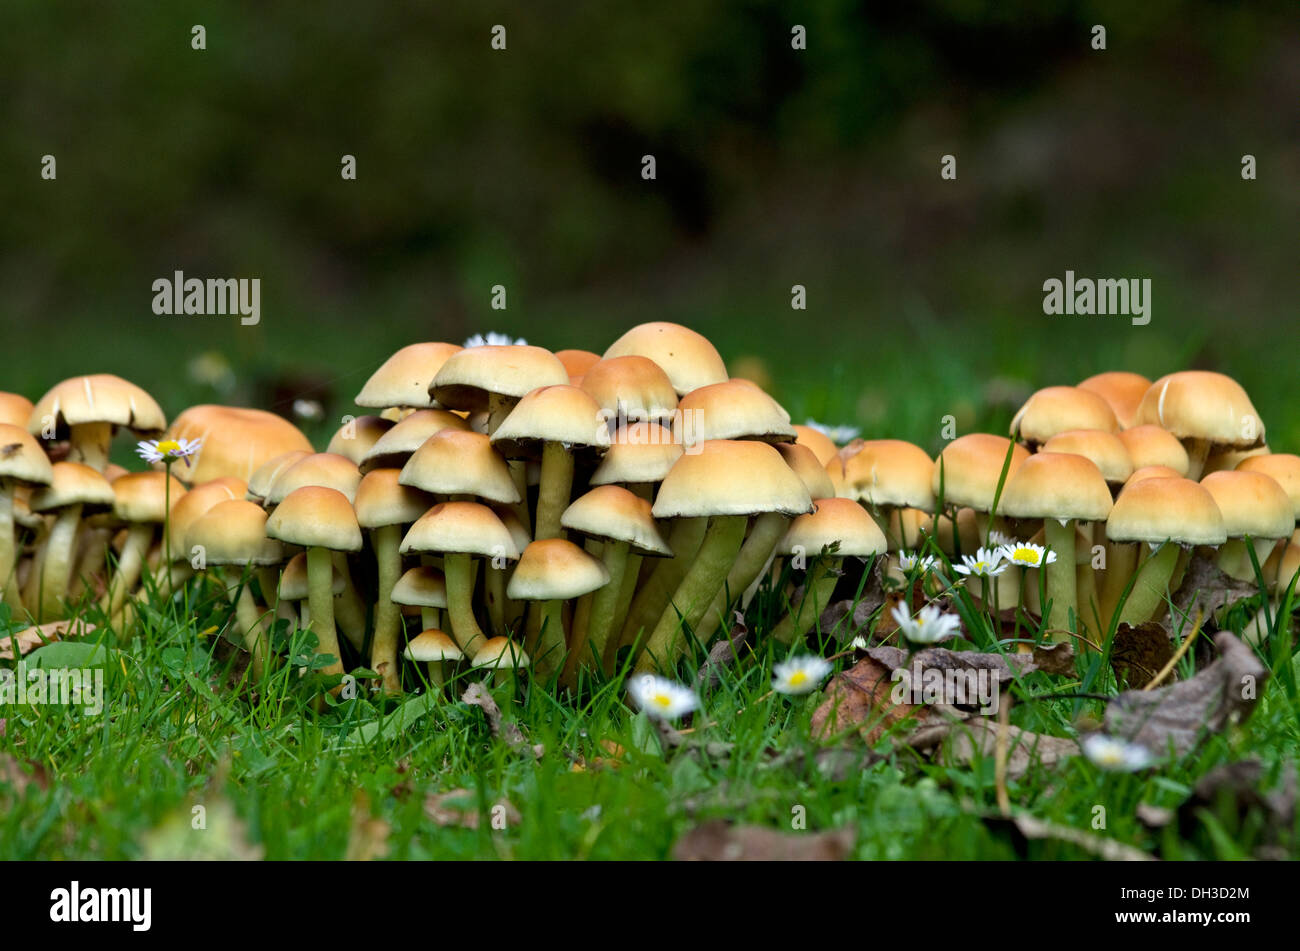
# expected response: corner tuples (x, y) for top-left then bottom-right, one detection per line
(810, 655), (944, 744)
(672, 819), (855, 861)
(0, 619), (96, 660)
(1164, 554), (1258, 634)
(461, 681), (543, 758)
(919, 718), (1078, 778)
(423, 789), (520, 829)
(1110, 621), (1176, 687)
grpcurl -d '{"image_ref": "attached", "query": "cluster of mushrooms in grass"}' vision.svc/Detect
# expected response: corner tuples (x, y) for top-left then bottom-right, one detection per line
(2, 328), (1298, 702)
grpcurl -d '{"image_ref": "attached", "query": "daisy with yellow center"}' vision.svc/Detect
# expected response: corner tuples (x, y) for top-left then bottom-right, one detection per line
(998, 541), (1057, 569)
(891, 602), (962, 646)
(954, 546), (1008, 578)
(772, 655), (833, 695)
(1082, 734), (1152, 772)
(136, 437), (203, 467)
(628, 674), (699, 720)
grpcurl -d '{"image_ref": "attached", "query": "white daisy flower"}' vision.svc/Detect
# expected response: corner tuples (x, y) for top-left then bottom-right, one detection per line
(987, 529), (1017, 548)
(998, 541), (1057, 569)
(772, 655), (833, 695)
(1082, 734), (1152, 772)
(803, 418), (861, 445)
(136, 437), (203, 467)
(898, 551), (938, 574)
(849, 635), (869, 651)
(891, 602), (962, 646)
(464, 332), (527, 348)
(628, 674), (699, 721)
(954, 547), (1009, 578)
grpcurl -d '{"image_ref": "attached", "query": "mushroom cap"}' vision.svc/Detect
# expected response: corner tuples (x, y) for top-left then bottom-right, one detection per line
(998, 452), (1113, 523)
(491, 385), (610, 455)
(561, 485), (672, 556)
(162, 405), (313, 484)
(677, 380), (795, 444)
(1204, 445), (1269, 475)
(404, 629), (463, 663)
(652, 439), (814, 519)
(777, 497), (888, 558)
(602, 321), (728, 396)
(355, 342), (463, 409)
(189, 499), (286, 566)
(554, 349), (602, 384)
(791, 424), (840, 466)
(326, 415), (394, 465)
(266, 453), (362, 506)
(29, 374), (166, 436)
(1010, 386), (1119, 444)
(360, 409), (471, 471)
(842, 439), (936, 511)
(278, 551), (344, 599)
(165, 477), (245, 555)
(430, 345), (569, 411)
(507, 538), (611, 600)
(354, 468), (434, 528)
(1116, 425), (1190, 476)
(0, 393), (34, 429)
(28, 462), (114, 512)
(1199, 471), (1294, 541)
(1125, 465), (1185, 487)
(932, 434), (1031, 512)
(1236, 454), (1300, 521)
(266, 486), (363, 552)
(398, 430), (521, 503)
(1040, 429), (1134, 484)
(1077, 371), (1151, 430)
(111, 471), (187, 524)
(1135, 371), (1265, 448)
(246, 450), (310, 502)
(390, 565), (448, 608)
(400, 501), (521, 559)
(491, 504), (533, 556)
(580, 356), (679, 425)
(470, 636), (530, 670)
(1106, 477), (1226, 546)
(776, 442), (837, 501)
(589, 424), (683, 485)
(0, 423), (54, 486)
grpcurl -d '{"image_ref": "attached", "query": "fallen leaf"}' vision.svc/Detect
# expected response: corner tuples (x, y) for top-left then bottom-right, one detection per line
(985, 814), (1155, 861)
(672, 819), (855, 860)
(1164, 555), (1258, 635)
(1110, 621), (1176, 687)
(0, 619), (96, 660)
(811, 654), (942, 744)
(914, 718), (1078, 778)
(0, 754), (49, 796)
(1174, 759), (1296, 845)
(461, 681), (543, 758)
(423, 789), (520, 829)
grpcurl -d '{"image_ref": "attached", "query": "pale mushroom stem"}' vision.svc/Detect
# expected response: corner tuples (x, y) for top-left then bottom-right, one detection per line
(0, 480), (24, 613)
(444, 552), (488, 656)
(1116, 542), (1180, 628)
(104, 523), (153, 627)
(1184, 439), (1211, 481)
(695, 512), (788, 645)
(69, 422), (113, 473)
(227, 574), (270, 680)
(619, 516), (708, 654)
(603, 551), (643, 672)
(331, 553), (368, 651)
(637, 515), (748, 672)
(37, 504), (83, 622)
(421, 606), (441, 630)
(1098, 542), (1137, 635)
(1217, 537), (1275, 583)
(534, 441), (574, 541)
(306, 546), (345, 678)
(564, 539), (629, 688)
(772, 556), (838, 644)
(370, 524), (403, 694)
(1043, 519), (1077, 641)
(531, 599), (567, 677)
(485, 565), (508, 633)
(1076, 555), (1101, 637)
(425, 660), (448, 691)
(488, 393), (532, 533)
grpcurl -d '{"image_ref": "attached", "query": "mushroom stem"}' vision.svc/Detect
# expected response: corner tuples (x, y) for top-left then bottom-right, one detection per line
(444, 552), (488, 656)
(604, 550), (643, 671)
(331, 553), (367, 652)
(421, 606), (441, 630)
(68, 422), (113, 472)
(1043, 519), (1077, 640)
(1116, 542), (1180, 628)
(484, 564), (511, 634)
(637, 515), (748, 672)
(535, 441), (575, 541)
(37, 504), (83, 622)
(488, 393), (532, 533)
(306, 546), (345, 678)
(695, 512), (788, 645)
(370, 524), (403, 694)
(772, 556), (838, 644)
(531, 599), (566, 677)
(425, 660), (448, 691)
(104, 523), (153, 626)
(0, 480), (24, 613)
(619, 516), (708, 653)
(564, 539), (629, 687)
(228, 573), (271, 680)
(1076, 555), (1100, 637)
(1098, 541), (1137, 635)
(1185, 438), (1211, 481)
(1216, 537), (1275, 583)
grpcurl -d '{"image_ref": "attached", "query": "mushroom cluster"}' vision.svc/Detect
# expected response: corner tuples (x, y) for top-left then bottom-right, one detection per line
(2, 339), (1297, 697)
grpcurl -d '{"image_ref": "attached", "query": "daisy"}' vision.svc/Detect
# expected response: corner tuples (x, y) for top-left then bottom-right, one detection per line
(464, 332), (527, 348)
(891, 602), (962, 646)
(849, 635), (870, 651)
(897, 551), (938, 574)
(772, 655), (833, 695)
(136, 437), (202, 467)
(998, 541), (1057, 569)
(953, 547), (1009, 578)
(987, 529), (1017, 548)
(802, 418), (861, 445)
(1082, 734), (1152, 772)
(628, 674), (699, 721)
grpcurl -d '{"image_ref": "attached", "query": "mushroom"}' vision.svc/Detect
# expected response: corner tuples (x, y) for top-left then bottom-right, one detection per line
(1133, 372), (1265, 479)
(161, 405), (313, 485)
(391, 565), (447, 631)
(403, 629), (463, 691)
(841, 439), (936, 547)
(1010, 386), (1119, 450)
(1040, 430), (1134, 491)
(470, 636), (530, 689)
(791, 424), (840, 466)
(278, 552), (345, 633)
(602, 322), (729, 397)
(359, 409), (470, 472)
(555, 349), (602, 385)
(27, 462), (114, 621)
(355, 342), (464, 411)
(0, 424), (53, 614)
(99, 471), (186, 626)
(0, 393), (35, 429)
(1076, 372), (1152, 430)
(1199, 471), (1293, 582)
(932, 434), (1031, 547)
(1116, 425), (1190, 476)
(149, 477), (246, 595)
(1237, 455), (1300, 528)
(28, 374), (166, 472)
(580, 355), (679, 427)
(509, 538), (610, 677)
(326, 415), (394, 465)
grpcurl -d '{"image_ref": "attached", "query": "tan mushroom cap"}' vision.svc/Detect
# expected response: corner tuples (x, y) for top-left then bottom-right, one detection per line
(580, 356), (679, 425)
(1010, 386), (1119, 444)
(404, 629), (463, 663)
(360, 409), (471, 470)
(1199, 471), (1293, 541)
(0, 394), (35, 429)
(1135, 371), (1265, 448)
(266, 453), (362, 506)
(1106, 478), (1226, 546)
(398, 430), (521, 503)
(266, 486), (363, 552)
(28, 462), (115, 512)
(999, 452), (1113, 523)
(471, 636), (530, 670)
(162, 405), (313, 484)
(776, 442), (837, 501)
(111, 471), (187, 523)
(0, 424), (54, 485)
(677, 380), (795, 444)
(602, 321), (729, 396)
(29, 374), (166, 436)
(561, 485), (672, 556)
(355, 342), (463, 409)
(430, 345), (569, 411)
(189, 499), (286, 566)
(843, 439), (936, 511)
(507, 538), (611, 601)
(391, 565), (448, 608)
(1268, 531), (1300, 594)
(1116, 425), (1190, 476)
(326, 415), (394, 465)
(1077, 371), (1151, 430)
(1125, 465), (1185, 487)
(777, 497), (888, 558)
(1040, 429), (1134, 484)
(791, 424), (840, 466)
(1236, 454), (1300, 520)
(247, 450), (310, 502)
(555, 349), (602, 384)
(491, 384), (611, 455)
(166, 478), (246, 556)
(932, 434), (1030, 512)
(400, 501), (521, 560)
(652, 439), (814, 519)
(491, 504), (533, 556)
(590, 424), (683, 485)
(278, 551), (344, 600)
(354, 468), (434, 528)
